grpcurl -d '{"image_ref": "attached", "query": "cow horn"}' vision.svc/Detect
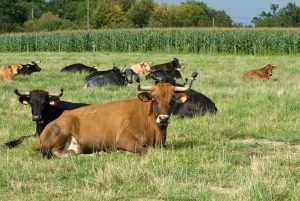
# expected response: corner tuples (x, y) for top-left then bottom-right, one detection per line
(137, 83), (153, 91)
(14, 89), (30, 96)
(48, 88), (63, 97)
(174, 77), (195, 92)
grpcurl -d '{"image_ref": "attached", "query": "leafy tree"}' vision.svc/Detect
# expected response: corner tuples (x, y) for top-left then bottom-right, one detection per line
(24, 12), (75, 31)
(112, 0), (136, 11)
(0, 0), (28, 32)
(252, 2), (300, 27)
(149, 1), (231, 27)
(47, 0), (83, 21)
(127, 0), (156, 27)
(91, 0), (125, 28)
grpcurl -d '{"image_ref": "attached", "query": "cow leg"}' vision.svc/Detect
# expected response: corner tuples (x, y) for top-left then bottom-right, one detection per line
(52, 149), (77, 158)
(117, 135), (147, 155)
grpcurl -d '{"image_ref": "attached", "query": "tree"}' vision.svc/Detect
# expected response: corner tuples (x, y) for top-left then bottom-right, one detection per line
(252, 2), (300, 27)
(47, 0), (83, 21)
(149, 1), (232, 27)
(91, 0), (125, 28)
(112, 0), (136, 11)
(24, 12), (75, 32)
(126, 0), (156, 27)
(270, 4), (279, 16)
(0, 0), (28, 32)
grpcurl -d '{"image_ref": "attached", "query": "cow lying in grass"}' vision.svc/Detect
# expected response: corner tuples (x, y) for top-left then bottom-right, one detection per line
(1, 88), (88, 148)
(61, 63), (97, 74)
(19, 61), (41, 75)
(130, 61), (151, 74)
(84, 66), (137, 88)
(150, 72), (218, 117)
(243, 64), (276, 80)
(39, 78), (195, 159)
(0, 64), (21, 80)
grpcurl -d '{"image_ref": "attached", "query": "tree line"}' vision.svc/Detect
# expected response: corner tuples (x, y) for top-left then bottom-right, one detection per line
(252, 2), (300, 27)
(0, 0), (299, 33)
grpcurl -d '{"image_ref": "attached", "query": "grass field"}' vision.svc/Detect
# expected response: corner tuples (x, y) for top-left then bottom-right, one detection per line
(0, 52), (299, 200)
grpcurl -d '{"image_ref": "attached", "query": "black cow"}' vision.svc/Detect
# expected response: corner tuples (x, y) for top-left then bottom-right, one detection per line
(146, 69), (182, 80)
(18, 61), (41, 75)
(84, 66), (137, 88)
(1, 88), (89, 148)
(171, 89), (218, 117)
(60, 63), (97, 73)
(150, 71), (217, 117)
(150, 58), (181, 71)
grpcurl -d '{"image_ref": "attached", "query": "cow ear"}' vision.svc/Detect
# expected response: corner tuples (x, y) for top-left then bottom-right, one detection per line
(18, 96), (29, 105)
(138, 92), (152, 102)
(49, 96), (60, 105)
(175, 92), (188, 103)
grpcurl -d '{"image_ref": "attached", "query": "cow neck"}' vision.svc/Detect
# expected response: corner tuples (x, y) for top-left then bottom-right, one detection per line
(143, 101), (168, 147)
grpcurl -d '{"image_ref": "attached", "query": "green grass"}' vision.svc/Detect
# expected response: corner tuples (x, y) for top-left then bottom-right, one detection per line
(0, 52), (299, 200)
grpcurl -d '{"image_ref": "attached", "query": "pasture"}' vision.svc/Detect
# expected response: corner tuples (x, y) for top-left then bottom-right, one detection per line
(0, 52), (299, 200)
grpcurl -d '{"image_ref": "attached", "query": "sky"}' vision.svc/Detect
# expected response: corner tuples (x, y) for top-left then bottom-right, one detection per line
(156, 0), (299, 25)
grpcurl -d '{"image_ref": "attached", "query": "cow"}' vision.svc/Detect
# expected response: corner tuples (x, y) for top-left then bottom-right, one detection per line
(39, 78), (195, 159)
(150, 72), (217, 117)
(150, 58), (181, 71)
(131, 61), (151, 75)
(0, 64), (21, 80)
(84, 66), (137, 88)
(145, 69), (182, 80)
(171, 89), (218, 117)
(243, 64), (276, 80)
(1, 88), (89, 149)
(60, 63), (98, 74)
(18, 61), (41, 75)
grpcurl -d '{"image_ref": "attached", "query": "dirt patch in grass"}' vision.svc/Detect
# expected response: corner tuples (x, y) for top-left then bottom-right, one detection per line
(209, 185), (242, 194)
(231, 138), (300, 151)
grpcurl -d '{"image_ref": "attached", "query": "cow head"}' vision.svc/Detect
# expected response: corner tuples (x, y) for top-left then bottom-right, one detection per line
(264, 64), (276, 77)
(29, 61), (42, 72)
(9, 64), (22, 76)
(137, 77), (194, 125)
(14, 88), (63, 123)
(122, 68), (136, 84)
(141, 61), (151, 74)
(172, 58), (181, 69)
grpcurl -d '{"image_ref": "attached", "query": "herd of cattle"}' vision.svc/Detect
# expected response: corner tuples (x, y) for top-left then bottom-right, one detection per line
(0, 58), (276, 158)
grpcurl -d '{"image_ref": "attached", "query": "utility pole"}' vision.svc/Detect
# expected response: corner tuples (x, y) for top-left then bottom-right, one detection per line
(87, 0), (90, 30)
(212, 17), (215, 27)
(31, 7), (34, 20)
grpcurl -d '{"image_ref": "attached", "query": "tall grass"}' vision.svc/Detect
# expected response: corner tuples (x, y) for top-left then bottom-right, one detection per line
(0, 28), (300, 55)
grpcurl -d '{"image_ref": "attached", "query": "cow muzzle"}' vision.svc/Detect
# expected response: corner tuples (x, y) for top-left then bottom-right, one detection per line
(32, 115), (43, 123)
(156, 115), (170, 125)
(40, 147), (53, 159)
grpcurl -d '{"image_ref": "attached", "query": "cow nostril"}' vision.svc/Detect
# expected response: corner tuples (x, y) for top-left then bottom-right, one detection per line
(32, 115), (41, 120)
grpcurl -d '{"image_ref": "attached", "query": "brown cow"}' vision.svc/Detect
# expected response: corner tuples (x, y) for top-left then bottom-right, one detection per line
(130, 61), (151, 74)
(243, 64), (276, 80)
(0, 64), (21, 80)
(39, 79), (194, 159)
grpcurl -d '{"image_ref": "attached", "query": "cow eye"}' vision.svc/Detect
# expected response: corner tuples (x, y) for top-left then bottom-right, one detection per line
(152, 96), (158, 104)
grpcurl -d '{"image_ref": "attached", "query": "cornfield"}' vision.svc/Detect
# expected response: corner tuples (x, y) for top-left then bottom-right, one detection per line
(0, 28), (300, 55)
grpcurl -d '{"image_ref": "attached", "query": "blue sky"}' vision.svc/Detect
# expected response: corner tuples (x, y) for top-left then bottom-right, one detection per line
(156, 0), (299, 25)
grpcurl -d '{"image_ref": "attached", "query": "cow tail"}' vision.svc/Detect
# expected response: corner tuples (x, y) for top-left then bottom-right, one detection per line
(0, 134), (35, 149)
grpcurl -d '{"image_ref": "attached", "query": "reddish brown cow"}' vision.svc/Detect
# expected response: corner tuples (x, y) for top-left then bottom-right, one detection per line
(243, 64), (276, 80)
(0, 64), (21, 80)
(130, 61), (151, 75)
(39, 79), (194, 158)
